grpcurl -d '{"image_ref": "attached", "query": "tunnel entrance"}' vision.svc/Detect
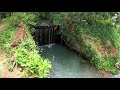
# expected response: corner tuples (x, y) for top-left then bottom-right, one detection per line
(32, 20), (65, 46)
(31, 20), (88, 60)
(29, 20), (108, 78)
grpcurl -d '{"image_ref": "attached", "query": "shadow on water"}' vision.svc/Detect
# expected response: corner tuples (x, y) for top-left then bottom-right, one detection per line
(40, 44), (116, 78)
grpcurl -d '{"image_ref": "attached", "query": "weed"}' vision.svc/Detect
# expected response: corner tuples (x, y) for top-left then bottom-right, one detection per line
(51, 12), (120, 74)
(14, 39), (51, 78)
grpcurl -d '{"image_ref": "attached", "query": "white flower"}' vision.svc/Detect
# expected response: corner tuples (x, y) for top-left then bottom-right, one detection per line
(112, 15), (118, 21)
(116, 25), (120, 28)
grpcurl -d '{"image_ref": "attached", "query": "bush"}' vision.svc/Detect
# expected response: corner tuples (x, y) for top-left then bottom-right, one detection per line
(0, 13), (52, 78)
(8, 12), (36, 27)
(13, 23), (52, 78)
(0, 24), (16, 53)
(15, 39), (51, 78)
(51, 12), (120, 74)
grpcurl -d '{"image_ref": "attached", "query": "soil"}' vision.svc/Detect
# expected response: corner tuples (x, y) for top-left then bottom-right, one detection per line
(0, 22), (9, 30)
(11, 23), (27, 48)
(0, 22), (27, 78)
(0, 53), (21, 78)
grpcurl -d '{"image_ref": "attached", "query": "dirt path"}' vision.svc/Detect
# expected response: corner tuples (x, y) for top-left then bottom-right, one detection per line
(0, 23), (28, 78)
(0, 53), (21, 78)
(0, 22), (25, 78)
(11, 23), (27, 48)
(0, 22), (9, 30)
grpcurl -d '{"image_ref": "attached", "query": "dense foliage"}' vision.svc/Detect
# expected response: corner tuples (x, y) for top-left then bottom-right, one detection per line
(14, 26), (51, 78)
(0, 12), (12, 20)
(1, 12), (120, 76)
(51, 12), (120, 74)
(0, 12), (52, 78)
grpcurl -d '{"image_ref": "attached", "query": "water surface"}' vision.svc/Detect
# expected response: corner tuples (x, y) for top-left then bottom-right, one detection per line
(40, 44), (118, 78)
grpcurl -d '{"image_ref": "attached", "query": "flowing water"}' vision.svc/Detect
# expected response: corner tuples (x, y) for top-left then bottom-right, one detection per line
(34, 21), (120, 78)
(40, 43), (120, 78)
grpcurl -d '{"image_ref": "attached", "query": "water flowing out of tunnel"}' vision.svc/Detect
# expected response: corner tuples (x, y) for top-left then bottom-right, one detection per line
(32, 20), (120, 78)
(34, 25), (64, 46)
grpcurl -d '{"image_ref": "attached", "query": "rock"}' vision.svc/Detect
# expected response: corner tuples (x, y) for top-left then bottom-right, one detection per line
(115, 62), (120, 69)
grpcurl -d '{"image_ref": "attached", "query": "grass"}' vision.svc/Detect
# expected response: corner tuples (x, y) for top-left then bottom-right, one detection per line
(0, 14), (52, 78)
(51, 12), (120, 74)
(0, 24), (16, 53)
(14, 25), (51, 78)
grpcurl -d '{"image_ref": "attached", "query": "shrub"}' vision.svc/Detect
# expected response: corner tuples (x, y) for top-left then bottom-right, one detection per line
(14, 38), (51, 78)
(51, 12), (120, 74)
(0, 13), (52, 78)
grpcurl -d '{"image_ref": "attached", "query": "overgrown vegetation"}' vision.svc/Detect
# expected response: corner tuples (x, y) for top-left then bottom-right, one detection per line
(0, 12), (52, 78)
(14, 33), (51, 77)
(0, 23), (16, 54)
(1, 12), (120, 77)
(51, 12), (120, 74)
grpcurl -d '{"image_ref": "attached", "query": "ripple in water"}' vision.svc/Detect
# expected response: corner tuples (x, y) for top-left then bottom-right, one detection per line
(40, 44), (117, 78)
